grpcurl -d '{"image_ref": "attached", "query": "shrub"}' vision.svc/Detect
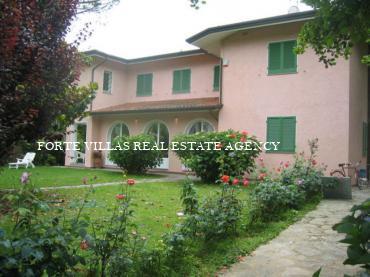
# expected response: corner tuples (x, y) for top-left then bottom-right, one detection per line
(179, 178), (243, 241)
(333, 198), (370, 270)
(250, 181), (305, 222)
(109, 134), (162, 174)
(279, 138), (326, 199)
(0, 181), (87, 276)
(172, 130), (261, 182)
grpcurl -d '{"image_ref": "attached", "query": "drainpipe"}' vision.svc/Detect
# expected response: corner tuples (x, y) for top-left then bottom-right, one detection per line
(219, 57), (223, 106)
(90, 55), (108, 111)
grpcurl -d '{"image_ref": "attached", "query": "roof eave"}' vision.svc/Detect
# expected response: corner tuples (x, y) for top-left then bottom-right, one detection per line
(186, 10), (316, 44)
(91, 104), (223, 116)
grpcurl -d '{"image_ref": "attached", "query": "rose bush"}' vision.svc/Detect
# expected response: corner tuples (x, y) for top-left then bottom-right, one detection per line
(172, 130), (261, 182)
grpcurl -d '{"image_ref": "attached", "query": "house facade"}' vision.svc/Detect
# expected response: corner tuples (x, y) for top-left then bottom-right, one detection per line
(65, 10), (368, 174)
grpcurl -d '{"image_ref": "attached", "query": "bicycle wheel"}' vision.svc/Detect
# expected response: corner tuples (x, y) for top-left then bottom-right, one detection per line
(358, 178), (368, 190)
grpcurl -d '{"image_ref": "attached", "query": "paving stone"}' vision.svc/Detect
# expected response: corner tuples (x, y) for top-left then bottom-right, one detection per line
(222, 188), (370, 277)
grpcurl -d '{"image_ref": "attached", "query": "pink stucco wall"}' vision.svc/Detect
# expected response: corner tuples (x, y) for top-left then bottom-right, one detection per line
(78, 54), (220, 112)
(68, 22), (368, 174)
(218, 22), (354, 172)
(348, 45), (368, 167)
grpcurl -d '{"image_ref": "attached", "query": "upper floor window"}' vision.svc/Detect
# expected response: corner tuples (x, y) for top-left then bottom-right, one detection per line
(173, 69), (191, 93)
(266, 116), (296, 153)
(213, 65), (220, 91)
(137, 73), (153, 97)
(268, 40), (297, 75)
(103, 70), (112, 93)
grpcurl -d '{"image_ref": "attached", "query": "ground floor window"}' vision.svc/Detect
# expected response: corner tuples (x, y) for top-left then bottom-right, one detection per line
(145, 121), (169, 158)
(187, 120), (214, 134)
(266, 116), (296, 153)
(109, 122), (129, 144)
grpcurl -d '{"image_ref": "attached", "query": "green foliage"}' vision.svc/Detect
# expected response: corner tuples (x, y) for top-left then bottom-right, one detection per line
(0, 1), (96, 164)
(179, 181), (243, 241)
(172, 130), (261, 182)
(279, 138), (326, 199)
(180, 178), (199, 215)
(0, 185), (87, 276)
(250, 182), (305, 222)
(109, 134), (162, 174)
(297, 0), (370, 66)
(333, 198), (370, 269)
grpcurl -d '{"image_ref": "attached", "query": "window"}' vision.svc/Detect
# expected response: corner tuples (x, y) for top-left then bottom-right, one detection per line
(363, 122), (368, 157)
(103, 71), (112, 93)
(145, 122), (169, 158)
(137, 73), (153, 96)
(213, 65), (220, 91)
(109, 123), (129, 144)
(187, 120), (214, 134)
(268, 40), (297, 75)
(173, 69), (191, 93)
(266, 116), (296, 153)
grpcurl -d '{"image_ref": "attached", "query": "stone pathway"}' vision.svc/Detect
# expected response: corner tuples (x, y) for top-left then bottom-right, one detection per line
(223, 188), (370, 277)
(41, 173), (195, 190)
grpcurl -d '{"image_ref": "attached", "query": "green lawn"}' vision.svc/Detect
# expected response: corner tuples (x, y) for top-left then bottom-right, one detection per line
(33, 182), (318, 275)
(0, 171), (319, 275)
(0, 166), (161, 189)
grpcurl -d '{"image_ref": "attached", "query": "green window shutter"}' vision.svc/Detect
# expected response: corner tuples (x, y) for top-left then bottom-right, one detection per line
(137, 74), (153, 96)
(282, 41), (297, 72)
(267, 116), (296, 153)
(103, 71), (112, 93)
(137, 75), (144, 96)
(281, 117), (296, 152)
(173, 70), (181, 92)
(268, 43), (282, 74)
(173, 69), (190, 93)
(363, 122), (368, 157)
(267, 117), (282, 151)
(268, 40), (297, 75)
(145, 73), (153, 95)
(213, 65), (220, 91)
(182, 69), (191, 92)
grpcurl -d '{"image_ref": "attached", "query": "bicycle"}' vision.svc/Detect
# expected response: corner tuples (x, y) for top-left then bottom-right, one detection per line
(330, 162), (368, 190)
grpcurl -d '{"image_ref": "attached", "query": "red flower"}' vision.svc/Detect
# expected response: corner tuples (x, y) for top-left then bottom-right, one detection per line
(258, 173), (267, 180)
(228, 133), (236, 139)
(115, 194), (125, 200)
(311, 159), (317, 166)
(284, 162), (290, 168)
(241, 130), (248, 136)
(232, 178), (239, 185)
(240, 137), (246, 143)
(80, 240), (89, 250)
(127, 179), (135, 186)
(221, 175), (230, 183)
(243, 179), (250, 187)
(216, 143), (223, 149)
(276, 167), (281, 172)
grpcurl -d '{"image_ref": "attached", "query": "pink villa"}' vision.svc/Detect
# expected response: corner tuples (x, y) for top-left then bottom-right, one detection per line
(65, 10), (368, 174)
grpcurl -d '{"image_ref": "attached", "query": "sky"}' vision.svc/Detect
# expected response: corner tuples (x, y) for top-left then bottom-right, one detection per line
(67, 0), (312, 59)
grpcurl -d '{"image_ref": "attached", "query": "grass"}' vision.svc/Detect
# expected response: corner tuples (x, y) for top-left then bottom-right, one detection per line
(0, 173), (320, 275)
(0, 166), (161, 189)
(5, 181), (319, 275)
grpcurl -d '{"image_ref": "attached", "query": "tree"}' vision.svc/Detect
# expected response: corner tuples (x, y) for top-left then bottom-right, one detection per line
(0, 1), (96, 162)
(296, 0), (370, 67)
(77, 0), (120, 14)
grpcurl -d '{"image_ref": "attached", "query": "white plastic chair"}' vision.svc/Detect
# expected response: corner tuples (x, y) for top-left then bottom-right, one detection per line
(8, 152), (36, 169)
